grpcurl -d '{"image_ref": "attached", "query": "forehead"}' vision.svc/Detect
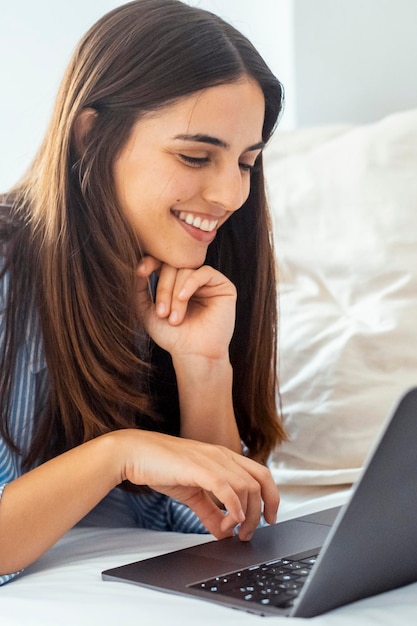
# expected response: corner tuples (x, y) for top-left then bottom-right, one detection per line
(141, 78), (265, 146)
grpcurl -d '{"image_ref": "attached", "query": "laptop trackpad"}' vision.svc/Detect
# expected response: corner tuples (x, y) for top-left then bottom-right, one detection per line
(188, 508), (339, 569)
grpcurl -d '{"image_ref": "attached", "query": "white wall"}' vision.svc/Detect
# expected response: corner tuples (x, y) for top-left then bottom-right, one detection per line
(1, 0), (416, 190)
(293, 0), (417, 126)
(0, 1), (128, 190)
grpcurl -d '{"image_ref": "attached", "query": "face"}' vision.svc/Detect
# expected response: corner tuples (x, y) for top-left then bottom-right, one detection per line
(113, 77), (265, 269)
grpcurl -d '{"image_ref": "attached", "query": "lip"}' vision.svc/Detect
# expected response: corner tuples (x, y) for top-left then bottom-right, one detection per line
(171, 210), (219, 244)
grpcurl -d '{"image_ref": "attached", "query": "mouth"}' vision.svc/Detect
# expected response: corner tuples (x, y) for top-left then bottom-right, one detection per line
(172, 210), (219, 233)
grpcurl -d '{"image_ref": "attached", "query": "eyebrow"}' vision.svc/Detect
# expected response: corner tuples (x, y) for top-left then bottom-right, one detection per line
(173, 133), (265, 153)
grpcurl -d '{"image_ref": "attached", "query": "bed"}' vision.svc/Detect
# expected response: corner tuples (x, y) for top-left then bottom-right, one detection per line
(2, 108), (417, 624)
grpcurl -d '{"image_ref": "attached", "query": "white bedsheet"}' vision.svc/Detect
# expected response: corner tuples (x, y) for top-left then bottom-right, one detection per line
(1, 486), (416, 626)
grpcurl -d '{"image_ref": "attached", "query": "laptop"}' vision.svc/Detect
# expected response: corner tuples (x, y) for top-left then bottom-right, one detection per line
(102, 387), (417, 617)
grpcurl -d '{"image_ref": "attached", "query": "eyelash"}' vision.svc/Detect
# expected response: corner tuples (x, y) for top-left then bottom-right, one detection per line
(179, 154), (258, 174)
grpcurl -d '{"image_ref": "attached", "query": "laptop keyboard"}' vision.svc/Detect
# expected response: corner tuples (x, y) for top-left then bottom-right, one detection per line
(189, 549), (319, 610)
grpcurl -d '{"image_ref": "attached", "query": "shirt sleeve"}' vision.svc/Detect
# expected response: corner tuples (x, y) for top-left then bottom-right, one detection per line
(0, 264), (24, 585)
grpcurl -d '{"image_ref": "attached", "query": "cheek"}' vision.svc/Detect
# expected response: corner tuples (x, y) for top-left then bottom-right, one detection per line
(167, 170), (201, 200)
(113, 159), (141, 213)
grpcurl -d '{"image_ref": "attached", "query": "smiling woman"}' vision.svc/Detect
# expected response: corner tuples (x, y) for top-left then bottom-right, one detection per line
(111, 78), (265, 268)
(0, 0), (285, 584)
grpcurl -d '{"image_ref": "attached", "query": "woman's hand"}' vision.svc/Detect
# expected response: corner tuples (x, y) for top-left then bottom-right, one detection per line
(0, 429), (279, 576)
(117, 430), (279, 541)
(136, 256), (241, 453)
(136, 256), (236, 361)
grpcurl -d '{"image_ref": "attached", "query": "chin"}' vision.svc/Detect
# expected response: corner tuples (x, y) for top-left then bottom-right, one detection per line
(167, 252), (208, 270)
(171, 259), (205, 270)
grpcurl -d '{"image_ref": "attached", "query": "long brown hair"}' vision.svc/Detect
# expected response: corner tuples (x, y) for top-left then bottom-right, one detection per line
(0, 0), (285, 467)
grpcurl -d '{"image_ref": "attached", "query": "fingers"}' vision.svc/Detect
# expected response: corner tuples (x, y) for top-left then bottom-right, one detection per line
(138, 260), (236, 326)
(155, 445), (280, 542)
(189, 448), (279, 540)
(135, 257), (162, 318)
(178, 489), (243, 540)
(158, 463), (252, 534)
(237, 455), (280, 527)
(122, 403), (279, 542)
(136, 259), (191, 325)
(212, 453), (279, 541)
(154, 264), (187, 325)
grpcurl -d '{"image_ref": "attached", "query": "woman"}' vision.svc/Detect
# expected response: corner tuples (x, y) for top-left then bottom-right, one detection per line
(0, 0), (285, 584)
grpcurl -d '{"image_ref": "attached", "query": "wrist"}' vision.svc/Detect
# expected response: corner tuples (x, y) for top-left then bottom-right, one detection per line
(172, 357), (240, 451)
(96, 430), (134, 486)
(172, 353), (232, 382)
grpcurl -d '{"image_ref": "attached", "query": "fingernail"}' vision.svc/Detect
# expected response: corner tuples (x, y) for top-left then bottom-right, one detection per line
(239, 529), (253, 542)
(169, 310), (179, 324)
(156, 302), (165, 316)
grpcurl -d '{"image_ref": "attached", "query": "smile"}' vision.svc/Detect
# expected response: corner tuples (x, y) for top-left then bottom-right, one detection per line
(172, 210), (219, 233)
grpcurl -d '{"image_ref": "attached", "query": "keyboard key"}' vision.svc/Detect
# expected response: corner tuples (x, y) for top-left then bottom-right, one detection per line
(189, 551), (320, 608)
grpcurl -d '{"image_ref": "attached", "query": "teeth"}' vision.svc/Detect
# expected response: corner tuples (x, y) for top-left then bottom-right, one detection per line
(177, 211), (218, 232)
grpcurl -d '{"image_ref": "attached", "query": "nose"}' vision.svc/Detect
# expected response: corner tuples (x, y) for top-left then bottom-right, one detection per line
(202, 164), (249, 213)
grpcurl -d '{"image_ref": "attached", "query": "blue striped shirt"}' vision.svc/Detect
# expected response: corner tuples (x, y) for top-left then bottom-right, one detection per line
(0, 262), (207, 586)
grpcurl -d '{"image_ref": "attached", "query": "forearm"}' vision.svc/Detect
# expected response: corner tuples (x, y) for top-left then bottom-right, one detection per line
(0, 433), (121, 575)
(173, 354), (242, 453)
(0, 427), (280, 572)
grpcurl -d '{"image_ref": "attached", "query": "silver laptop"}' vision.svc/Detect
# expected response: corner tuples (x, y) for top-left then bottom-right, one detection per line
(102, 388), (417, 617)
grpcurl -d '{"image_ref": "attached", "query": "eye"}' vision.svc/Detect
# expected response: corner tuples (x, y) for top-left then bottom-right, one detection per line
(239, 161), (260, 175)
(178, 154), (210, 167)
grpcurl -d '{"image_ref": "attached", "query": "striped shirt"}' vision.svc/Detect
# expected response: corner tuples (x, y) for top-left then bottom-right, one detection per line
(0, 263), (207, 586)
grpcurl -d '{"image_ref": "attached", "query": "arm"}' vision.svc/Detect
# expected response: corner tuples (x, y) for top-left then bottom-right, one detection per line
(173, 354), (240, 452)
(0, 435), (118, 575)
(137, 259), (242, 453)
(0, 429), (279, 576)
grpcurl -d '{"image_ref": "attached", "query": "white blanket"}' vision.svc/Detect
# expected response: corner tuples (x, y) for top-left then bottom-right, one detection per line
(1, 486), (416, 626)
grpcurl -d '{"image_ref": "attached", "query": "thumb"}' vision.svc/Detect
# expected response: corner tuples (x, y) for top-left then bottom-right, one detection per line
(167, 488), (238, 539)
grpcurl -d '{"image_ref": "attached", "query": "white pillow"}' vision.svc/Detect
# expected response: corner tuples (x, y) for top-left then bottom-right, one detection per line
(265, 109), (417, 485)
